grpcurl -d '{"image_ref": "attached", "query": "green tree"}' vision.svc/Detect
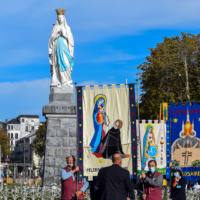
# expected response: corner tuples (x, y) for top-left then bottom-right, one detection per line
(172, 159), (180, 167)
(32, 124), (46, 158)
(191, 160), (200, 170)
(0, 128), (11, 156)
(137, 33), (200, 119)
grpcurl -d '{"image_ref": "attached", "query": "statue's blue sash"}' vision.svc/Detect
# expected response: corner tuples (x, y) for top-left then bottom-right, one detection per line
(56, 37), (74, 71)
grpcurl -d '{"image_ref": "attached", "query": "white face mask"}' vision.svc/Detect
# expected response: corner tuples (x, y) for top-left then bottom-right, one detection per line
(68, 164), (73, 167)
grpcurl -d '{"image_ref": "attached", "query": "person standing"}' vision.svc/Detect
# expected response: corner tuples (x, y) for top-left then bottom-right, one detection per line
(169, 162), (186, 200)
(96, 153), (133, 200)
(60, 156), (89, 200)
(139, 160), (163, 200)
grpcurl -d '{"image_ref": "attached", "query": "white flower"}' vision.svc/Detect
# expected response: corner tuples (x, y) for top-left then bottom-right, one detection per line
(52, 186), (57, 190)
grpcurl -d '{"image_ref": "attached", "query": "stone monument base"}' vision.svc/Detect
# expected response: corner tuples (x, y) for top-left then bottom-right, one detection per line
(43, 87), (76, 185)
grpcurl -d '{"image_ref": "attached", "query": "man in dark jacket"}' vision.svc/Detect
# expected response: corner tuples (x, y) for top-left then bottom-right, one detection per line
(96, 153), (133, 200)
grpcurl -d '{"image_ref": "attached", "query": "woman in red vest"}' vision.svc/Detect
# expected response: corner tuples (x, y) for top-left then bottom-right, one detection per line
(61, 156), (89, 200)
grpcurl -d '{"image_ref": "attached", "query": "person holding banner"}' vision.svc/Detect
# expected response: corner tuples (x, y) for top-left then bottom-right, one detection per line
(169, 162), (186, 200)
(96, 153), (133, 200)
(60, 156), (89, 200)
(138, 160), (163, 200)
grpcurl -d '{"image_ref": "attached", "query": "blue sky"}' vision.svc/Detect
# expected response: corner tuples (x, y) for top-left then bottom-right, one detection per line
(1, 0), (200, 122)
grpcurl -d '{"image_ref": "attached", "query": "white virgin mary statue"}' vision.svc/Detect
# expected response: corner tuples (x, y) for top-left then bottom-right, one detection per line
(49, 9), (74, 88)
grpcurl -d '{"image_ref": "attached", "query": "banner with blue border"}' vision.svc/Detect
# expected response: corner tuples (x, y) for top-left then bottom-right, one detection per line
(166, 101), (200, 181)
(76, 83), (137, 180)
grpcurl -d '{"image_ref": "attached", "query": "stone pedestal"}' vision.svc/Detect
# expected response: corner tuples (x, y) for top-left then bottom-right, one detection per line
(43, 87), (76, 186)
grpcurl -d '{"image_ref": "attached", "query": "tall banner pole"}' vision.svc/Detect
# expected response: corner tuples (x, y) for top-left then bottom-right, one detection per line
(136, 79), (144, 192)
(75, 83), (79, 200)
(169, 118), (172, 192)
(136, 80), (142, 169)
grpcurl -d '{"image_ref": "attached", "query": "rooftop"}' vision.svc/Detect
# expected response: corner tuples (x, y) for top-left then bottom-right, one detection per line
(17, 115), (39, 118)
(7, 118), (20, 124)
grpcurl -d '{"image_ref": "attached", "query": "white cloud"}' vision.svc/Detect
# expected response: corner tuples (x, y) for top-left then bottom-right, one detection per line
(0, 0), (200, 67)
(77, 80), (100, 86)
(36, 0), (200, 42)
(2, 0), (200, 43)
(89, 53), (139, 63)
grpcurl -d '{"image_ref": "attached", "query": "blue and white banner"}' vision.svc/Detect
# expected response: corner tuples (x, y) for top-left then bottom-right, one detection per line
(166, 102), (200, 181)
(137, 120), (166, 175)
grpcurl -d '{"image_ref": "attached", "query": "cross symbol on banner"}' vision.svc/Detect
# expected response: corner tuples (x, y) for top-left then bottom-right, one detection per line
(182, 150), (192, 165)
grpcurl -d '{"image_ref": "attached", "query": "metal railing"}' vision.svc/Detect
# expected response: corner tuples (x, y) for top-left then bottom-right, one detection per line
(0, 185), (199, 200)
(134, 186), (200, 200)
(0, 186), (91, 200)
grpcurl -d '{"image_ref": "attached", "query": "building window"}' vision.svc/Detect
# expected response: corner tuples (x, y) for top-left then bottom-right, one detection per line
(8, 133), (10, 138)
(8, 125), (10, 130)
(25, 126), (28, 132)
(32, 126), (34, 131)
(11, 125), (13, 130)
(15, 133), (18, 139)
(11, 133), (13, 139)
(11, 141), (13, 145)
(22, 118), (24, 123)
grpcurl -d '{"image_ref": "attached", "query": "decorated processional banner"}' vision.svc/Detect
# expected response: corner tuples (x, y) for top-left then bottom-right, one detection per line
(166, 102), (200, 181)
(76, 84), (137, 180)
(137, 120), (166, 174)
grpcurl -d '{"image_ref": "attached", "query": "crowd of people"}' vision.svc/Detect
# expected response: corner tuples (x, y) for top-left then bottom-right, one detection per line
(60, 153), (187, 200)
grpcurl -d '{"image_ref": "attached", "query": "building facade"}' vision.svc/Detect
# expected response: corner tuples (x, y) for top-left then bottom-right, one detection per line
(11, 132), (43, 167)
(5, 115), (39, 150)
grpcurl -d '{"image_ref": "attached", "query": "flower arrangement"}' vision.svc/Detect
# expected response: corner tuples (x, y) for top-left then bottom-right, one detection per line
(51, 182), (57, 190)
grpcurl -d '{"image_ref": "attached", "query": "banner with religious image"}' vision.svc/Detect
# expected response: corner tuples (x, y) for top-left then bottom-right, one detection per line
(76, 84), (137, 180)
(137, 120), (166, 174)
(166, 102), (200, 181)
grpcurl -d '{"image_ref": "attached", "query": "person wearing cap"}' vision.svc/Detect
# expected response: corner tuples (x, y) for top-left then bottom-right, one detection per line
(60, 156), (89, 200)
(139, 160), (163, 200)
(169, 162), (186, 200)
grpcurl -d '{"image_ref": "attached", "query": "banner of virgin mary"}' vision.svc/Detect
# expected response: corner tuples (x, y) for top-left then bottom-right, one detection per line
(76, 84), (137, 179)
(137, 120), (166, 174)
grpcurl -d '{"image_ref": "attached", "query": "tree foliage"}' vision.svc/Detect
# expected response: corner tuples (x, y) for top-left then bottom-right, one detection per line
(191, 160), (200, 169)
(172, 159), (180, 167)
(137, 33), (200, 119)
(0, 128), (11, 156)
(32, 124), (46, 158)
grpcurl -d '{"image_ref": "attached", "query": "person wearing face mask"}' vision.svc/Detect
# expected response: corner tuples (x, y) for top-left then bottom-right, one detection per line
(60, 156), (89, 200)
(96, 153), (133, 200)
(139, 160), (163, 200)
(169, 164), (186, 200)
